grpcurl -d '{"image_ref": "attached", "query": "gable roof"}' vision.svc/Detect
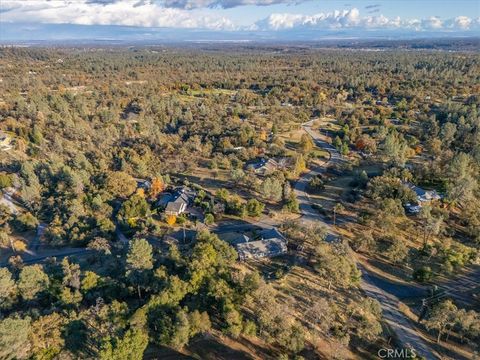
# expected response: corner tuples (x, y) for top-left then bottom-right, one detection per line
(164, 188), (190, 214)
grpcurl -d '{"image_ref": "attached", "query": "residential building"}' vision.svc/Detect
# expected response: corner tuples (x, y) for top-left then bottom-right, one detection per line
(246, 158), (279, 176)
(404, 182), (442, 214)
(236, 228), (287, 261)
(164, 187), (191, 216)
(407, 183), (442, 202)
(135, 178), (151, 190)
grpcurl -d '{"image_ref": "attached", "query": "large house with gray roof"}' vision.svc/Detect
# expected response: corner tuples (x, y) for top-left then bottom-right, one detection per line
(235, 228), (288, 261)
(161, 187), (192, 216)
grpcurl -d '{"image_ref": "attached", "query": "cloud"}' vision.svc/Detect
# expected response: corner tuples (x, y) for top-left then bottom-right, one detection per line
(86, 0), (119, 5)
(421, 16), (443, 29)
(0, 0), (235, 29)
(365, 4), (380, 10)
(1, 0), (479, 35)
(255, 8), (479, 32)
(256, 8), (384, 30)
(452, 16), (472, 29)
(158, 0), (309, 9)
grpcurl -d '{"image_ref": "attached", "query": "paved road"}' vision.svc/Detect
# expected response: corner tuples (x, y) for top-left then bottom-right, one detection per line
(361, 265), (436, 359)
(0, 248), (93, 267)
(297, 119), (437, 360)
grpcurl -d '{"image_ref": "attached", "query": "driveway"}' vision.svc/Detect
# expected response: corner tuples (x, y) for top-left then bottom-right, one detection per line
(0, 187), (19, 214)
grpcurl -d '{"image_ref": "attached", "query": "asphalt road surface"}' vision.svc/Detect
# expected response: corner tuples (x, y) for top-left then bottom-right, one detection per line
(297, 119), (438, 359)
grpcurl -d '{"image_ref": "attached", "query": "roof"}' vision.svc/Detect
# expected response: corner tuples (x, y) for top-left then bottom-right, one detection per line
(406, 183), (442, 202)
(236, 238), (287, 260)
(164, 187), (190, 214)
(255, 227), (286, 241)
(247, 158), (279, 174)
(158, 193), (173, 207)
(235, 228), (287, 260)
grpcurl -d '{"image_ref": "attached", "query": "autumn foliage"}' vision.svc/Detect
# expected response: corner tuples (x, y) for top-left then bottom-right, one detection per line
(166, 215), (177, 226)
(149, 178), (165, 199)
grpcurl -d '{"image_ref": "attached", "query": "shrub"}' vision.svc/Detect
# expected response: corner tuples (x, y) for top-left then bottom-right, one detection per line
(204, 213), (214, 225)
(246, 199), (264, 217)
(0, 174), (13, 189)
(413, 266), (433, 282)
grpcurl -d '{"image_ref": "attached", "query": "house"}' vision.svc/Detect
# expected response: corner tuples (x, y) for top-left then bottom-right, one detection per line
(0, 131), (12, 151)
(236, 228), (288, 261)
(135, 178), (151, 190)
(164, 187), (191, 216)
(246, 158), (279, 176)
(404, 182), (442, 214)
(407, 183), (442, 203)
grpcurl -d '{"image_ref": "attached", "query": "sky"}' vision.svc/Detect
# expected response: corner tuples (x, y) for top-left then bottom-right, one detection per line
(0, 0), (479, 41)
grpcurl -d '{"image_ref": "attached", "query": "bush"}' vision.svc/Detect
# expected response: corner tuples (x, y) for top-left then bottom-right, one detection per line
(0, 174), (13, 189)
(176, 215), (186, 225)
(413, 266), (433, 282)
(309, 175), (325, 191)
(283, 193), (299, 213)
(242, 320), (257, 337)
(204, 213), (214, 225)
(246, 199), (264, 217)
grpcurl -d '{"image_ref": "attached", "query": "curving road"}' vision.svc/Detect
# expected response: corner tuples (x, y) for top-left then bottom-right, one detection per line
(293, 119), (344, 224)
(296, 118), (437, 360)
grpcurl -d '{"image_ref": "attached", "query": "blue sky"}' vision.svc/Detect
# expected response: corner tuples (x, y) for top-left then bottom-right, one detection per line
(1, 0), (479, 41)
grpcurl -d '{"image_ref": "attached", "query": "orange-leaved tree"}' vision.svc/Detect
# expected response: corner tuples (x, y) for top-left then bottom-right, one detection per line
(166, 214), (176, 226)
(149, 177), (165, 199)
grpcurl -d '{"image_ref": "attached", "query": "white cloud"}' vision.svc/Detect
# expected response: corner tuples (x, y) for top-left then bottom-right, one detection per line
(453, 16), (472, 29)
(1, 1), (479, 34)
(158, 0), (307, 9)
(255, 8), (367, 30)
(255, 8), (479, 32)
(421, 16), (443, 30)
(0, 0), (235, 30)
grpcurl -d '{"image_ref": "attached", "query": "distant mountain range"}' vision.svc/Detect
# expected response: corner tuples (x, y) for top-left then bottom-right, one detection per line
(1, 22), (479, 49)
